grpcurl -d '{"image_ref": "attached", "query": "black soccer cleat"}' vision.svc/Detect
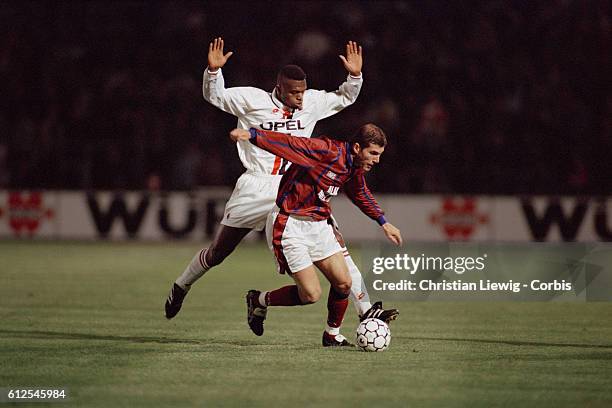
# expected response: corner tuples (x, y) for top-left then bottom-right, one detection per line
(360, 301), (399, 324)
(165, 283), (189, 319)
(246, 290), (267, 336)
(322, 332), (354, 347)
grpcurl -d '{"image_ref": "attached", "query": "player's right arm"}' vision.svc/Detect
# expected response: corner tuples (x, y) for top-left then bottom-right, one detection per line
(202, 37), (253, 116)
(313, 41), (364, 120)
(229, 128), (333, 167)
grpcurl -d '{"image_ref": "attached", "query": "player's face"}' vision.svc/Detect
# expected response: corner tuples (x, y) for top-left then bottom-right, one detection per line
(354, 143), (385, 172)
(277, 78), (307, 110)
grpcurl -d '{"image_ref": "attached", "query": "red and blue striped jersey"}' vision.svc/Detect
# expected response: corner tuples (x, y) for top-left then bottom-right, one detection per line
(249, 128), (387, 225)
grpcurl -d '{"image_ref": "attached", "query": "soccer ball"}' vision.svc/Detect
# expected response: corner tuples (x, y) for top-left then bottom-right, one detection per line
(356, 318), (391, 352)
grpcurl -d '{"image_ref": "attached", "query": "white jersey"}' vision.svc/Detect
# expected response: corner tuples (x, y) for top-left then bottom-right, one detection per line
(202, 68), (363, 175)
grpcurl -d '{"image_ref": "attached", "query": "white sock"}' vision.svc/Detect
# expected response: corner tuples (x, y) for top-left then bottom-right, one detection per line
(345, 253), (372, 316)
(175, 248), (210, 289)
(258, 291), (268, 308)
(325, 325), (340, 336)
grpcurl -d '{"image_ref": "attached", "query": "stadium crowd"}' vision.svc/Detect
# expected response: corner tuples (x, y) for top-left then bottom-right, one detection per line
(1, 1), (610, 194)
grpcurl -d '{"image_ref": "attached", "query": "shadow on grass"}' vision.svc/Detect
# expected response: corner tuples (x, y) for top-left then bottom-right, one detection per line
(400, 335), (612, 349)
(0, 329), (257, 347)
(3, 329), (611, 351)
(0, 329), (364, 352)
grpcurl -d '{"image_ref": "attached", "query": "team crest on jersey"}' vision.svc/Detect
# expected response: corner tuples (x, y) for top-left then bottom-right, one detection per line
(326, 171), (337, 180)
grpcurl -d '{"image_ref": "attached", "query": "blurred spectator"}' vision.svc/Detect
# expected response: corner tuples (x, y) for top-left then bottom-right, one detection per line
(292, 28), (333, 64)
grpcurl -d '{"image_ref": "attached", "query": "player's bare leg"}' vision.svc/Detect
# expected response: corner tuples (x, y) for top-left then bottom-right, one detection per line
(314, 251), (354, 347)
(246, 266), (320, 336)
(204, 224), (254, 268)
(291, 266), (323, 304)
(165, 225), (252, 319)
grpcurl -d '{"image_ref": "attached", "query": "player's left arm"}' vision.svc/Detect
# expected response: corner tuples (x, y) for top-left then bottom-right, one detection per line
(316, 41), (363, 119)
(230, 128), (332, 167)
(381, 223), (403, 246)
(344, 170), (403, 246)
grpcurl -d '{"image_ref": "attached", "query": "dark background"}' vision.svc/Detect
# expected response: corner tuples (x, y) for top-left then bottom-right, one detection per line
(1, 0), (610, 194)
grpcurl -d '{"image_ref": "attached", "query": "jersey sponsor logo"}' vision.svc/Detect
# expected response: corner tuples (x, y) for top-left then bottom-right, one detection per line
(260, 120), (305, 132)
(317, 185), (340, 203)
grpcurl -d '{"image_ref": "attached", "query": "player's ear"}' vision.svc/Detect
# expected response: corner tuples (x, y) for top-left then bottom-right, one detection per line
(352, 142), (361, 155)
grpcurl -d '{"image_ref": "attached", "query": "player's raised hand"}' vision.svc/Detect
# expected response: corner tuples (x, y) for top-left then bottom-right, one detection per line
(230, 128), (251, 142)
(382, 223), (403, 246)
(339, 41), (363, 77)
(208, 37), (233, 71)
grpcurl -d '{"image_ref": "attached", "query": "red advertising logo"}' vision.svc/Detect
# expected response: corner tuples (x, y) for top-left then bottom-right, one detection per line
(430, 197), (489, 240)
(0, 192), (54, 236)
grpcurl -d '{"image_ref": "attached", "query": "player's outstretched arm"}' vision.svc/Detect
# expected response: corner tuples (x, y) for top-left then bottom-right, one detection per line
(315, 41), (363, 119)
(208, 37), (233, 71)
(382, 223), (403, 246)
(231, 128), (332, 167)
(339, 41), (363, 77)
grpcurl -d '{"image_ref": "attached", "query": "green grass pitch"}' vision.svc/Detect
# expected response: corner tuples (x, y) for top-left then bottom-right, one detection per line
(1, 240), (611, 407)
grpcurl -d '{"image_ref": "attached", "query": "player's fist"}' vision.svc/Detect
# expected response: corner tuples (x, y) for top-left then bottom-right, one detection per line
(230, 128), (251, 142)
(208, 37), (233, 71)
(339, 41), (363, 77)
(382, 222), (403, 246)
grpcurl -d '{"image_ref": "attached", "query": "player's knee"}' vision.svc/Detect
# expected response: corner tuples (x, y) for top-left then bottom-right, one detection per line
(299, 288), (321, 304)
(333, 273), (352, 295)
(334, 279), (352, 296)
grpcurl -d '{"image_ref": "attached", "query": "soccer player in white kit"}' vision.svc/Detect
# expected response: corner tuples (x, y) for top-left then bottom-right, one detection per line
(165, 38), (398, 344)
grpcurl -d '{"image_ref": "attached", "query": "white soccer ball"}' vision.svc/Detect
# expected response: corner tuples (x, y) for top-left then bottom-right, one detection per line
(356, 318), (391, 352)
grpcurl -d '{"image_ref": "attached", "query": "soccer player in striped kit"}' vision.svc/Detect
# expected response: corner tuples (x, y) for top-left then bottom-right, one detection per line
(165, 38), (398, 345)
(230, 124), (402, 345)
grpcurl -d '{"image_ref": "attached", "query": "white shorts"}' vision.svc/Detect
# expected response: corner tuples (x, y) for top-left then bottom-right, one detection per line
(266, 206), (343, 274)
(221, 172), (282, 231)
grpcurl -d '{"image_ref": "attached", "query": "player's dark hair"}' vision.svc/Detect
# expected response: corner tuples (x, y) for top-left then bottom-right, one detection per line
(352, 123), (387, 148)
(278, 65), (307, 81)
